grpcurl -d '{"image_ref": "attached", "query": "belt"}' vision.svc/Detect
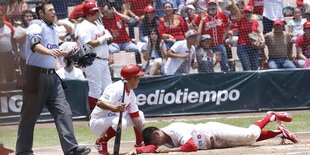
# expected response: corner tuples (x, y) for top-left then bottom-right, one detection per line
(27, 65), (56, 74)
(96, 57), (108, 61)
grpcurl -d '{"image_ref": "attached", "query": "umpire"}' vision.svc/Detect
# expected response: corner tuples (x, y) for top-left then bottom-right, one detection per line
(15, 1), (91, 155)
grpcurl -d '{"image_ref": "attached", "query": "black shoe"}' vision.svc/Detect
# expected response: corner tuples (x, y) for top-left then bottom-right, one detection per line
(65, 145), (91, 155)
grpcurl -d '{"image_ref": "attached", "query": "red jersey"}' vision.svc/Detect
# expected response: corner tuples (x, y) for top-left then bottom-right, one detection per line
(237, 17), (259, 45)
(69, 4), (84, 20)
(125, 0), (153, 16)
(102, 15), (131, 43)
(296, 34), (310, 58)
(158, 15), (187, 40)
(194, 11), (230, 46)
(248, 0), (264, 15)
(230, 15), (239, 33)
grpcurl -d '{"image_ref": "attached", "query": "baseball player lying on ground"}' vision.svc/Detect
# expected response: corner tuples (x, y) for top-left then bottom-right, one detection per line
(126, 111), (298, 154)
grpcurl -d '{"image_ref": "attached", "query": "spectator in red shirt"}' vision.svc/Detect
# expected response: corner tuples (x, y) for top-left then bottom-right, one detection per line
(124, 0), (153, 40)
(234, 4), (264, 71)
(194, 0), (231, 72)
(296, 21), (310, 68)
(69, 0), (97, 23)
(248, 0), (263, 16)
(101, 5), (140, 63)
(158, 2), (187, 49)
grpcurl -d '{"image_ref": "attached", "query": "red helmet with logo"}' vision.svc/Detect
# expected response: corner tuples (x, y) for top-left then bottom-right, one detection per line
(121, 64), (144, 80)
(83, 2), (100, 17)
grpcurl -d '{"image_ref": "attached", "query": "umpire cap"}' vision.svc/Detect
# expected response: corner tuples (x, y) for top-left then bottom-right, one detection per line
(121, 64), (144, 80)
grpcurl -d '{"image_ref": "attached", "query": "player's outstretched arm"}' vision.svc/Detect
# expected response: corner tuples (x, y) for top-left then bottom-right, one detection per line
(156, 138), (198, 153)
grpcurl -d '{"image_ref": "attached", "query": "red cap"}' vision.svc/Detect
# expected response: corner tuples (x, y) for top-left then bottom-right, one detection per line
(207, 0), (217, 4)
(243, 5), (252, 12)
(273, 20), (284, 26)
(144, 5), (155, 13)
(304, 21), (310, 29)
(121, 64), (144, 80)
(83, 2), (100, 16)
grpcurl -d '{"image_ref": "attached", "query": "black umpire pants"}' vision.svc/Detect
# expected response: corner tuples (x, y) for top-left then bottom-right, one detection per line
(16, 65), (78, 155)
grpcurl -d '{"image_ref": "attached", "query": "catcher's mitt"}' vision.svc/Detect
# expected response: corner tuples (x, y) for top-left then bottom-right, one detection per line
(65, 44), (96, 67)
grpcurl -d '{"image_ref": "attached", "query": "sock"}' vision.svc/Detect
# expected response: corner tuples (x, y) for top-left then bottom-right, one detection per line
(253, 114), (274, 129)
(88, 96), (97, 112)
(256, 130), (282, 141)
(99, 127), (116, 143)
(133, 126), (143, 145)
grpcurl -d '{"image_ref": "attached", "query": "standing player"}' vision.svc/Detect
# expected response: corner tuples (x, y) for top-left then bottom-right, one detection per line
(76, 2), (113, 112)
(15, 1), (91, 155)
(90, 64), (145, 155)
(127, 111), (298, 154)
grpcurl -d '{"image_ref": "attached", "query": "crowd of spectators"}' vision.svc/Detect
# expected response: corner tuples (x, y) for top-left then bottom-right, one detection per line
(2, 0), (310, 85)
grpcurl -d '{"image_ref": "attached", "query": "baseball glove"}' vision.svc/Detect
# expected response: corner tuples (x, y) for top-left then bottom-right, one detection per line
(65, 44), (96, 67)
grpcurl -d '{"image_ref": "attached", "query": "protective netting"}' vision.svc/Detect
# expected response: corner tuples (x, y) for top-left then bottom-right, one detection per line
(0, 0), (308, 82)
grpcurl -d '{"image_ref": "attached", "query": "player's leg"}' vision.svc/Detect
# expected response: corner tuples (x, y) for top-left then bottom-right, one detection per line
(253, 111), (292, 129)
(253, 111), (294, 142)
(256, 125), (298, 143)
(204, 122), (261, 148)
(126, 111), (146, 147)
(101, 60), (112, 93)
(91, 116), (128, 155)
(84, 60), (103, 112)
(256, 130), (282, 141)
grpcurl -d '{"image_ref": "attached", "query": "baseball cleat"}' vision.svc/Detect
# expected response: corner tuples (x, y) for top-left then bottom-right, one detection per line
(278, 124), (298, 143)
(95, 138), (110, 155)
(267, 111), (292, 122)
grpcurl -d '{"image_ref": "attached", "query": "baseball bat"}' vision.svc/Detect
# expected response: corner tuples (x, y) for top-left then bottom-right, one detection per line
(113, 80), (127, 155)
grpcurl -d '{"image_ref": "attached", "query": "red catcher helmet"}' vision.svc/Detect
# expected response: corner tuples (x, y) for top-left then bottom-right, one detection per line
(121, 64), (144, 80)
(83, 2), (100, 17)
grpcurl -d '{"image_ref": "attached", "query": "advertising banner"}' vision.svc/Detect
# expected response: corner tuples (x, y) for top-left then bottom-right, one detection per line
(1, 70), (310, 124)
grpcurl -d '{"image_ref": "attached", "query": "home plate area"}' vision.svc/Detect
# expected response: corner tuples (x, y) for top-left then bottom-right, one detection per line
(32, 132), (310, 155)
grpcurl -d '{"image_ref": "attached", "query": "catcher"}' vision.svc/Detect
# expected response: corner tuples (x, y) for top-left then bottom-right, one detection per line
(127, 111), (298, 154)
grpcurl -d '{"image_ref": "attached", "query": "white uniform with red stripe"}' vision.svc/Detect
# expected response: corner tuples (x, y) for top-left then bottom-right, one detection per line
(89, 80), (145, 136)
(161, 122), (261, 149)
(76, 20), (112, 99)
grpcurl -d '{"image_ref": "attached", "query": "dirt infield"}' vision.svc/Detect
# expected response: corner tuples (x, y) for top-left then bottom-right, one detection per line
(23, 110), (310, 155)
(31, 134), (310, 155)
